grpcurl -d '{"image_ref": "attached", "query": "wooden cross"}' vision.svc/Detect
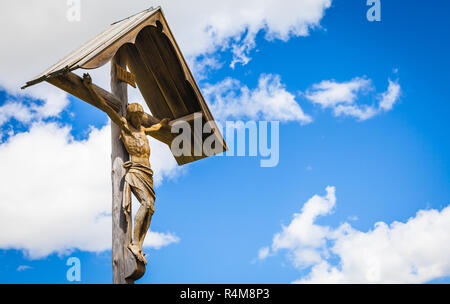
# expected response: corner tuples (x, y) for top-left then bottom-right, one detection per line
(44, 53), (161, 283)
(22, 7), (226, 284)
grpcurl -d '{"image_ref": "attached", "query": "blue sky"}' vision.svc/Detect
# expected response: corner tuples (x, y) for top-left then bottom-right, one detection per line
(0, 0), (449, 283)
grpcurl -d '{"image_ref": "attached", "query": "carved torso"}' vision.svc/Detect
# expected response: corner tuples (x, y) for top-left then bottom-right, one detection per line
(120, 125), (151, 167)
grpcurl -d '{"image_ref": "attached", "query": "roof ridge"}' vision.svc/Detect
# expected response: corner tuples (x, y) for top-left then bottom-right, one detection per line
(22, 6), (163, 89)
(110, 6), (157, 25)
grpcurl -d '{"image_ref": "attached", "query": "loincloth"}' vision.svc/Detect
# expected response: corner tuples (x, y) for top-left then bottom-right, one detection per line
(122, 161), (155, 215)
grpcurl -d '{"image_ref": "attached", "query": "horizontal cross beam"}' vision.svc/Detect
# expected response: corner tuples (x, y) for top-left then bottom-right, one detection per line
(46, 72), (160, 127)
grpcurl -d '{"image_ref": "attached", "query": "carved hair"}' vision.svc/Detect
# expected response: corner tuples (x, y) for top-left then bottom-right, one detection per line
(126, 103), (144, 119)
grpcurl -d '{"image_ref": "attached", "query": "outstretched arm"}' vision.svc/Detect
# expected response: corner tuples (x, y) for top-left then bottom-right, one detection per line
(144, 118), (173, 145)
(82, 73), (130, 134)
(144, 118), (170, 134)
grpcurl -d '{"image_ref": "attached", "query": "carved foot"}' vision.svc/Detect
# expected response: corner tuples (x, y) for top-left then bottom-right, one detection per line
(128, 243), (147, 265)
(141, 252), (148, 265)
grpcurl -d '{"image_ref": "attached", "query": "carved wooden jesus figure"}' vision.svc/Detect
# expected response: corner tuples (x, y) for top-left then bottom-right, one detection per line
(82, 73), (170, 265)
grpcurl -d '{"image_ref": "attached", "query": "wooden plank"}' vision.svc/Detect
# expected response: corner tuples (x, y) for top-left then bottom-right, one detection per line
(46, 71), (163, 131)
(115, 64), (136, 88)
(149, 26), (202, 113)
(81, 9), (160, 69)
(35, 9), (158, 81)
(47, 72), (122, 113)
(135, 27), (189, 118)
(111, 49), (129, 284)
(169, 112), (227, 165)
(155, 14), (228, 152)
(110, 48), (145, 284)
(123, 44), (174, 120)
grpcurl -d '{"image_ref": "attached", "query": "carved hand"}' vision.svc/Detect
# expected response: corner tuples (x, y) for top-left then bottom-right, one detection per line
(120, 117), (132, 135)
(144, 118), (171, 137)
(149, 118), (170, 131)
(82, 73), (92, 86)
(159, 118), (170, 130)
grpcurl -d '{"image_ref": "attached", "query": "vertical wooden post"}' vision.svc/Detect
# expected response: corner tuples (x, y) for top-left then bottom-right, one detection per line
(111, 49), (132, 284)
(111, 48), (146, 284)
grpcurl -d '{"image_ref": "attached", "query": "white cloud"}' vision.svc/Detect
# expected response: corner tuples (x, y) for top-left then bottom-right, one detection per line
(0, 83), (70, 128)
(0, 102), (33, 126)
(155, 0), (332, 67)
(230, 31), (257, 68)
(16, 265), (33, 272)
(0, 122), (179, 259)
(305, 77), (401, 121)
(27, 84), (71, 119)
(271, 186), (336, 268)
(379, 79), (401, 111)
(258, 247), (270, 260)
(0, 0), (331, 106)
(146, 231), (179, 250)
(333, 104), (379, 121)
(189, 55), (224, 81)
(0, 0), (331, 260)
(259, 187), (450, 283)
(305, 78), (372, 108)
(204, 74), (312, 123)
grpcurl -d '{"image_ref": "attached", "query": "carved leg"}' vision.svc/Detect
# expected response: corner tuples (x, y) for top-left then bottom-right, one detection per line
(139, 203), (154, 248)
(130, 204), (150, 264)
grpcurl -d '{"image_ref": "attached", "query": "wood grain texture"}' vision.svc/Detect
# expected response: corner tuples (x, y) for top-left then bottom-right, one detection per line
(47, 72), (122, 113)
(44, 9), (227, 167)
(115, 63), (137, 88)
(149, 26), (202, 114)
(135, 27), (189, 118)
(124, 43), (174, 120)
(47, 71), (161, 130)
(111, 48), (145, 284)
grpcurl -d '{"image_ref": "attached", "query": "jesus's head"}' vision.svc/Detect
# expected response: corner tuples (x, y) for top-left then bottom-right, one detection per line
(126, 103), (144, 128)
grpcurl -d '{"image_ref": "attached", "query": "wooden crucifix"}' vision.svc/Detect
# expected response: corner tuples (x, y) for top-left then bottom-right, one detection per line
(22, 7), (226, 284)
